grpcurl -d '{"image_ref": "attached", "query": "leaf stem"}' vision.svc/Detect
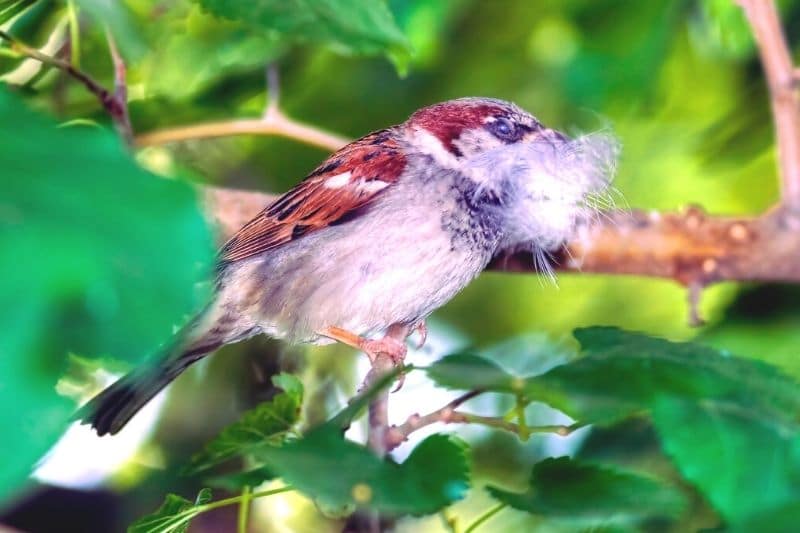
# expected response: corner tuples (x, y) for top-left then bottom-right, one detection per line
(66, 0), (80, 68)
(160, 486), (294, 533)
(463, 503), (507, 533)
(237, 485), (252, 533)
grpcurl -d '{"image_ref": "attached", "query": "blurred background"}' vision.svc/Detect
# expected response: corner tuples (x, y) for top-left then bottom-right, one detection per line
(2, 0), (800, 531)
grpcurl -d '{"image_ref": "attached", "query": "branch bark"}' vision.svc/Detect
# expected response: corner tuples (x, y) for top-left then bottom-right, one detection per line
(738, 0), (800, 209)
(134, 114), (350, 152)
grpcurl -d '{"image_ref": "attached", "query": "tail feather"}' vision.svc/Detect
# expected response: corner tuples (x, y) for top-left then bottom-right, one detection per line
(77, 342), (221, 436)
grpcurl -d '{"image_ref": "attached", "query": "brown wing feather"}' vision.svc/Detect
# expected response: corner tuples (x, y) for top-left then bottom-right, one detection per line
(220, 128), (406, 263)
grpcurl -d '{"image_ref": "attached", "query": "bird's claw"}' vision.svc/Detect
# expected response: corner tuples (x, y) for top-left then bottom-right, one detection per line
(411, 320), (428, 350)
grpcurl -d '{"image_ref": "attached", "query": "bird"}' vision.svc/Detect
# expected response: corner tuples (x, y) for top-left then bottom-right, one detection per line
(79, 97), (617, 435)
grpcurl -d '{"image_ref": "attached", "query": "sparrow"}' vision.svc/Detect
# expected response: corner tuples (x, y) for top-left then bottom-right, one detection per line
(80, 97), (618, 435)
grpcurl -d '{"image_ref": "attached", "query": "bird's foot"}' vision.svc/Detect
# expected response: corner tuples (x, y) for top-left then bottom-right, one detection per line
(411, 320), (428, 349)
(319, 324), (412, 392)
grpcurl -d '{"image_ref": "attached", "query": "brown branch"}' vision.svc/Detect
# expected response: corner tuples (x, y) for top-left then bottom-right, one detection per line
(385, 391), (481, 450)
(105, 30), (133, 146)
(135, 63), (350, 150)
(385, 390), (581, 450)
(0, 29), (131, 138)
(134, 114), (350, 151)
(491, 205), (800, 284)
(738, 0), (800, 209)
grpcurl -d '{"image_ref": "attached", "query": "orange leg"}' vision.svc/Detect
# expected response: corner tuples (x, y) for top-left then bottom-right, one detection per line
(319, 324), (410, 364)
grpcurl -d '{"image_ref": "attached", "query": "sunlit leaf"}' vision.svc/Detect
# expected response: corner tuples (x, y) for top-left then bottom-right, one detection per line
(525, 327), (800, 426)
(194, 0), (412, 72)
(187, 373), (303, 473)
(129, 488), (212, 533)
(255, 429), (469, 515)
(426, 352), (519, 392)
(653, 396), (800, 526)
(135, 4), (285, 100)
(0, 0), (36, 25)
(487, 457), (685, 524)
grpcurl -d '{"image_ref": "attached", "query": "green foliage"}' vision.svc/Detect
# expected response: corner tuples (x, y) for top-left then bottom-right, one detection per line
(133, 2), (286, 100)
(527, 327), (800, 426)
(194, 0), (411, 72)
(0, 86), (212, 503)
(187, 373), (303, 474)
(487, 457), (685, 525)
(74, 0), (146, 57)
(426, 352), (519, 392)
(255, 428), (469, 515)
(0, 0), (36, 25)
(654, 397), (800, 527)
(129, 488), (212, 533)
(694, 0), (755, 58)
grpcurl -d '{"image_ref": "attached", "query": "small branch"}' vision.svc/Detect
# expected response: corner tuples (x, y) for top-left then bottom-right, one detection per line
(365, 354), (394, 458)
(386, 391), (481, 449)
(0, 29), (132, 140)
(738, 0), (800, 209)
(105, 30), (133, 145)
(237, 485), (251, 533)
(264, 64), (280, 118)
(0, 30), (112, 110)
(134, 115), (350, 151)
(134, 64), (349, 151)
(463, 503), (507, 533)
(385, 390), (580, 450)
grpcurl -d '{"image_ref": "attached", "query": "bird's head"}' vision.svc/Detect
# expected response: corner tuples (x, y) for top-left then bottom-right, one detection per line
(404, 97), (619, 258)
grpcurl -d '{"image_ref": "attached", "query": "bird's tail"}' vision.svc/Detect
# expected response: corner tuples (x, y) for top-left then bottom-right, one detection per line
(76, 337), (223, 436)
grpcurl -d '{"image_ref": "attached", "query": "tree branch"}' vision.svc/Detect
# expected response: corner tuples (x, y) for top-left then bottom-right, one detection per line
(105, 30), (133, 146)
(0, 29), (132, 139)
(737, 0), (800, 209)
(133, 65), (349, 151)
(384, 390), (581, 450)
(133, 113), (350, 151)
(490, 205), (800, 284)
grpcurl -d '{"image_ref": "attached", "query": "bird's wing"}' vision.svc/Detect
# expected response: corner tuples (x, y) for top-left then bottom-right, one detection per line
(219, 128), (407, 263)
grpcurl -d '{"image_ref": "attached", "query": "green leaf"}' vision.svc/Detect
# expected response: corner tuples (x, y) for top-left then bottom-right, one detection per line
(0, 0), (36, 25)
(187, 373), (304, 473)
(525, 327), (800, 425)
(205, 466), (275, 491)
(693, 0), (755, 59)
(0, 87), (212, 502)
(129, 488), (212, 533)
(135, 4), (286, 100)
(653, 396), (800, 526)
(74, 0), (146, 58)
(195, 0), (412, 72)
(255, 429), (470, 516)
(427, 352), (521, 392)
(731, 502), (800, 533)
(487, 457), (685, 524)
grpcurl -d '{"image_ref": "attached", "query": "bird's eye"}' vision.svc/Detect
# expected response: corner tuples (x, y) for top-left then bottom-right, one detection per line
(488, 117), (518, 142)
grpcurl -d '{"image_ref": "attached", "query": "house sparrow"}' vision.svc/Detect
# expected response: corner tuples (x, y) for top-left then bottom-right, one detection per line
(80, 97), (618, 435)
